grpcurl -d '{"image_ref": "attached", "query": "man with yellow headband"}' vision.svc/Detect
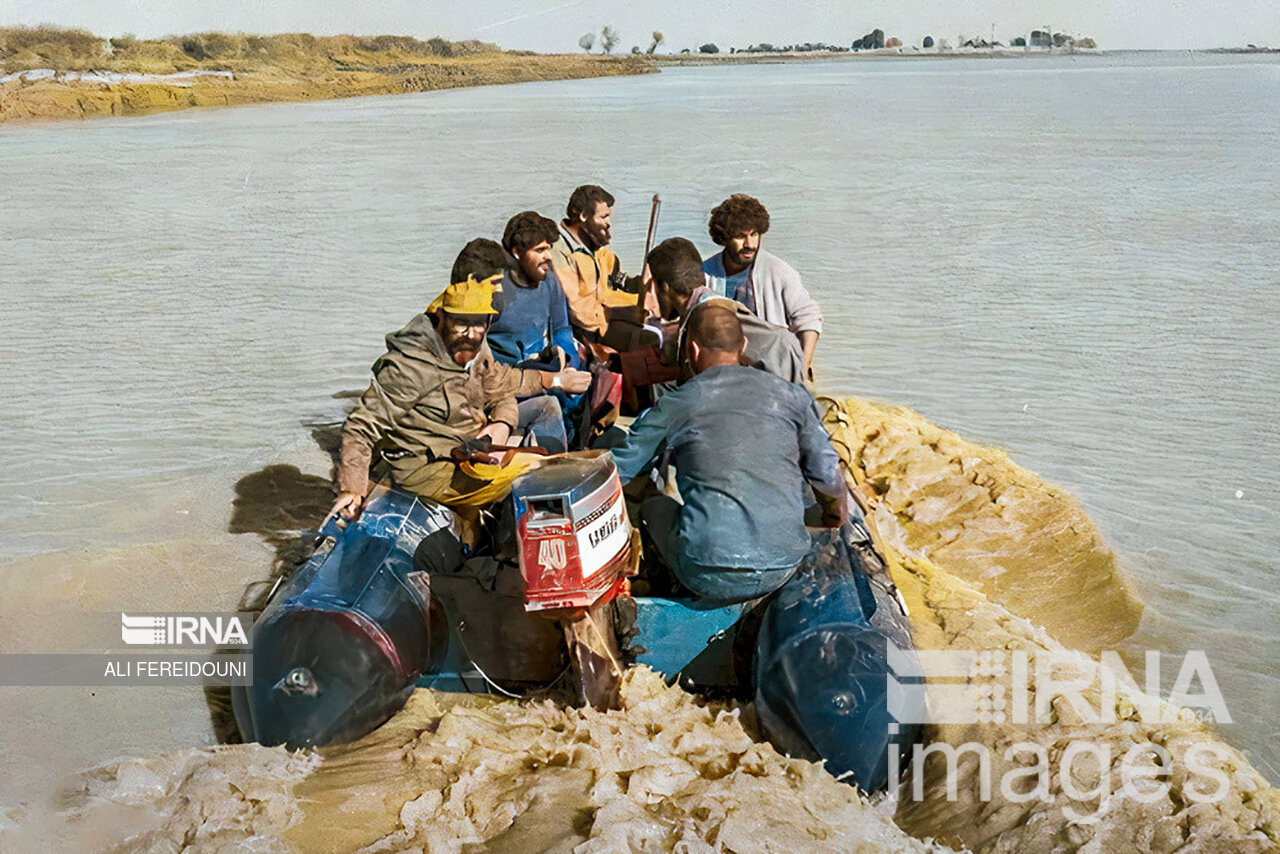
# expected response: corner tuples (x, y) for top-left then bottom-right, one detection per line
(330, 255), (590, 521)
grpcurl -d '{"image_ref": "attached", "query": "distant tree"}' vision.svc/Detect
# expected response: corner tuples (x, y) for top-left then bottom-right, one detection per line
(647, 31), (664, 54)
(698, 43), (720, 54)
(1077, 37), (1097, 48)
(922, 35), (934, 48)
(1011, 36), (1026, 47)
(600, 26), (620, 53)
(853, 29), (885, 50)
(578, 32), (595, 52)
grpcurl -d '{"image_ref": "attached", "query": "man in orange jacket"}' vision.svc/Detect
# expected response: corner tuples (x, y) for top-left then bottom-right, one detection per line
(549, 184), (655, 352)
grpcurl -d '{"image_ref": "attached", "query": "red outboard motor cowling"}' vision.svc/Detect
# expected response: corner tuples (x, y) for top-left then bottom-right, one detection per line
(513, 452), (634, 615)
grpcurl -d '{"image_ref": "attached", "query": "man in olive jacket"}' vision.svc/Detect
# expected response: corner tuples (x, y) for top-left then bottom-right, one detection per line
(330, 274), (590, 520)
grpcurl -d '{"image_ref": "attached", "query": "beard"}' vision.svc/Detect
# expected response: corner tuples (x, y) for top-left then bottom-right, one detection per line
(520, 258), (548, 283)
(726, 245), (756, 268)
(446, 338), (481, 366)
(449, 346), (478, 366)
(583, 221), (611, 251)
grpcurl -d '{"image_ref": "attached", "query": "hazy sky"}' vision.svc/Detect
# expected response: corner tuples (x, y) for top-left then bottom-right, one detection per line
(5, 0), (1277, 51)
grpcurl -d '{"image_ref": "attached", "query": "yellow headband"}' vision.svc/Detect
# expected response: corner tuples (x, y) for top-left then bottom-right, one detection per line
(427, 273), (503, 316)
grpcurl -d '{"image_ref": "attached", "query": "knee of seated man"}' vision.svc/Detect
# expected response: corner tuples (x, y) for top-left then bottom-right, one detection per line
(519, 393), (563, 421)
(679, 563), (798, 607)
(532, 394), (563, 422)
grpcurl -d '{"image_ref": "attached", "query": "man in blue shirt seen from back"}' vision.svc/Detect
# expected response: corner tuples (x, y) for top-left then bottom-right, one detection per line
(486, 212), (591, 450)
(610, 306), (847, 606)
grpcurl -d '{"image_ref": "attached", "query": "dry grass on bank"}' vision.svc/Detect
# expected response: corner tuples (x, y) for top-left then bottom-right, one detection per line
(0, 25), (501, 75)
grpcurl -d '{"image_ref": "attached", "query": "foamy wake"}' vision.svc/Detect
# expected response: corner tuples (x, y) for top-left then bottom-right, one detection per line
(825, 397), (1280, 852)
(5, 668), (951, 853)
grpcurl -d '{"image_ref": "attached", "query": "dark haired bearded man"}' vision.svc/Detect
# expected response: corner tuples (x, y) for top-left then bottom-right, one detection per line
(551, 184), (654, 352)
(704, 193), (823, 376)
(645, 236), (806, 385)
(487, 212), (592, 449)
(488, 211), (584, 375)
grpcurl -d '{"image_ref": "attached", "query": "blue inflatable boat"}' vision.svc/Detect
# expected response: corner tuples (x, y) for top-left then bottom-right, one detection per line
(232, 454), (926, 793)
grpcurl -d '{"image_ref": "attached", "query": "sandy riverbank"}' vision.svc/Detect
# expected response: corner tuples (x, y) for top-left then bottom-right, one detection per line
(0, 54), (653, 124)
(0, 27), (654, 124)
(0, 25), (1108, 125)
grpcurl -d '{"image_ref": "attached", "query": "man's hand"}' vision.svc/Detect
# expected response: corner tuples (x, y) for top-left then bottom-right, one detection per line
(817, 488), (848, 529)
(476, 421), (512, 446)
(330, 491), (365, 522)
(798, 330), (819, 380)
(641, 264), (661, 317)
(545, 368), (592, 394)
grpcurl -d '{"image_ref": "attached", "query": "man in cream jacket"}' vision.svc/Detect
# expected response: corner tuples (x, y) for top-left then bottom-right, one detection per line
(702, 194), (823, 376)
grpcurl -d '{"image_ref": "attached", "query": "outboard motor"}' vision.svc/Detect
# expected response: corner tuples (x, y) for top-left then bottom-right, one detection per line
(752, 522), (926, 792)
(231, 485), (453, 749)
(513, 452), (634, 614)
(510, 452), (636, 706)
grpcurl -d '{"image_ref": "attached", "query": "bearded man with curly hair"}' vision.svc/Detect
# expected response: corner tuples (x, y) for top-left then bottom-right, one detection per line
(703, 194), (823, 376)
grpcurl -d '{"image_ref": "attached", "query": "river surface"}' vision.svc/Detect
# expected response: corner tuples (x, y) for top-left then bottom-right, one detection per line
(1, 51), (1277, 800)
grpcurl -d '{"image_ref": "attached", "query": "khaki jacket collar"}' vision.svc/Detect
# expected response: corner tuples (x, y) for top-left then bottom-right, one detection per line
(558, 220), (593, 256)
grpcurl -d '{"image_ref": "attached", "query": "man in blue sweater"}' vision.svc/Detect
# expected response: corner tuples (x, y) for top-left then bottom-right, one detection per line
(484, 213), (591, 451)
(488, 211), (583, 371)
(610, 306), (847, 606)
